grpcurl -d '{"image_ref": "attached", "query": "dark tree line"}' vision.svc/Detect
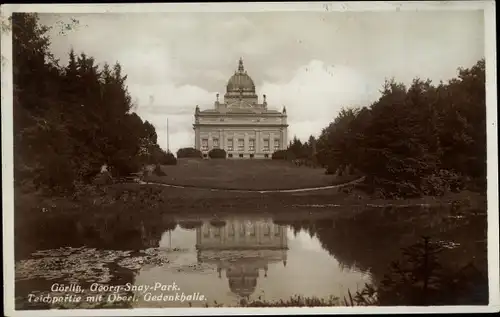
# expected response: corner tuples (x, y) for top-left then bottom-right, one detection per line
(273, 135), (318, 164)
(12, 13), (172, 195)
(314, 60), (486, 198)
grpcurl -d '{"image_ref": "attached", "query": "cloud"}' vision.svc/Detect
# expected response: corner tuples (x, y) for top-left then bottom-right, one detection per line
(132, 82), (216, 154)
(260, 60), (380, 140)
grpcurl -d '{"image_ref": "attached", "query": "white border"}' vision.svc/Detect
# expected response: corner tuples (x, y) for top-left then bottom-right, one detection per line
(1, 1), (498, 316)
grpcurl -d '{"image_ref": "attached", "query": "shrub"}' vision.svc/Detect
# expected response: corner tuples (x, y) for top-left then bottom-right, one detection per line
(32, 153), (76, 195)
(272, 150), (287, 160)
(109, 156), (142, 177)
(208, 148), (226, 159)
(153, 164), (166, 176)
(92, 171), (113, 186)
(177, 147), (203, 158)
(161, 151), (177, 165)
(422, 169), (464, 196)
(325, 166), (336, 175)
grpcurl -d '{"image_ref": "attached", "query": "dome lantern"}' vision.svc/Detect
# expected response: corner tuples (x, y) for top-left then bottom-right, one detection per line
(238, 57), (244, 72)
(226, 58), (256, 96)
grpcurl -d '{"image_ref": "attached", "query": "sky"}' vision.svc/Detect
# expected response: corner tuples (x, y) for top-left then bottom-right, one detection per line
(38, 10), (485, 154)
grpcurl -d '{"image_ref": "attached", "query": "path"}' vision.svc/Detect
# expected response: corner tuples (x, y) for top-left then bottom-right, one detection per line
(139, 176), (365, 193)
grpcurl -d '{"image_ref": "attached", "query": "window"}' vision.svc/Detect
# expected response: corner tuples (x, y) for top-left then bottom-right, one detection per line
(227, 138), (233, 151)
(240, 223), (246, 237)
(238, 139), (244, 151)
(263, 139), (270, 152)
(274, 138), (280, 151)
(213, 138), (219, 149)
(203, 154), (208, 158)
(203, 226), (210, 238)
(250, 225), (256, 236)
(264, 154), (269, 158)
(249, 139), (255, 151)
(264, 224), (271, 237)
(250, 154), (254, 159)
(201, 138), (208, 151)
(228, 153), (233, 158)
(239, 154), (243, 158)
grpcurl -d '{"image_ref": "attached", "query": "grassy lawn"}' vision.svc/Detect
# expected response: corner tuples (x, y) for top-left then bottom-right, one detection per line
(144, 158), (360, 190)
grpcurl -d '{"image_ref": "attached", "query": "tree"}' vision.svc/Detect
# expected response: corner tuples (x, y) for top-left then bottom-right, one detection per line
(315, 60), (486, 198)
(12, 13), (167, 195)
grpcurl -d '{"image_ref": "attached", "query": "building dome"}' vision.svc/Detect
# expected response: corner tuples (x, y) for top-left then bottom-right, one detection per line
(228, 276), (258, 298)
(226, 266), (259, 298)
(226, 58), (256, 94)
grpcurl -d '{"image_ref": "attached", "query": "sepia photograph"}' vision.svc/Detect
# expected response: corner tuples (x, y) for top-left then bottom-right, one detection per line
(1, 1), (499, 316)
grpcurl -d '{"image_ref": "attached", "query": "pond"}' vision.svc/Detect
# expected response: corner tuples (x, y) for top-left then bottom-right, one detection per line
(14, 204), (487, 309)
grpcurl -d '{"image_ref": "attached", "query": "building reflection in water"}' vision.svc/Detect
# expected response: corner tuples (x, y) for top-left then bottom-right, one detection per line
(195, 218), (288, 299)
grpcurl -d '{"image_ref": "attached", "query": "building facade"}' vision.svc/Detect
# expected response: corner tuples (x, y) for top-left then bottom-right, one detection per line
(193, 58), (288, 159)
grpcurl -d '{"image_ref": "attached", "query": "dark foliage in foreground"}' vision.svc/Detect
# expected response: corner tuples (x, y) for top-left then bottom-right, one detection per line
(342, 236), (488, 306)
(12, 13), (170, 195)
(238, 236), (486, 307)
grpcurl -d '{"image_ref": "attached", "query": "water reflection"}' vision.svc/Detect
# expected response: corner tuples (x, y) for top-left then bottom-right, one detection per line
(15, 204), (487, 308)
(133, 216), (370, 307)
(196, 219), (288, 298)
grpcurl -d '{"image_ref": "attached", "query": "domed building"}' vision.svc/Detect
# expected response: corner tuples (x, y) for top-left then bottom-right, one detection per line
(195, 218), (288, 299)
(193, 58), (288, 159)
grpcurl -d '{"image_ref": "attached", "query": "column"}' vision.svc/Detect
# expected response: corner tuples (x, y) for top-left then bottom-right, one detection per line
(283, 127), (288, 149)
(269, 132), (274, 153)
(256, 130), (261, 154)
(235, 220), (241, 243)
(244, 132), (249, 154)
(282, 227), (288, 248)
(208, 131), (212, 150)
(194, 127), (200, 149)
(281, 129), (285, 150)
(220, 130), (224, 149)
(196, 227), (202, 247)
(257, 222), (262, 245)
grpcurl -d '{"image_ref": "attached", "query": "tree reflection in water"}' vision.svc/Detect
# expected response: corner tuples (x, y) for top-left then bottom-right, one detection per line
(16, 211), (179, 259)
(15, 202), (487, 307)
(209, 219), (227, 228)
(274, 204), (488, 306)
(178, 221), (203, 230)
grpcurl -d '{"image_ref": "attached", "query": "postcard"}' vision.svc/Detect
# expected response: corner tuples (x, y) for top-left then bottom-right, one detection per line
(1, 1), (499, 316)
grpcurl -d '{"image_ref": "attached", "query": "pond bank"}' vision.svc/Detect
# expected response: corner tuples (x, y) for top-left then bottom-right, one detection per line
(14, 182), (486, 219)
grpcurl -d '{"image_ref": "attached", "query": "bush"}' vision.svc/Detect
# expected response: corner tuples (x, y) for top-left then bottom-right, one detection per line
(92, 171), (113, 186)
(325, 166), (336, 175)
(208, 148), (226, 159)
(272, 150), (287, 160)
(160, 151), (177, 165)
(153, 164), (166, 176)
(109, 156), (142, 177)
(32, 153), (76, 195)
(177, 147), (202, 158)
(422, 169), (464, 196)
